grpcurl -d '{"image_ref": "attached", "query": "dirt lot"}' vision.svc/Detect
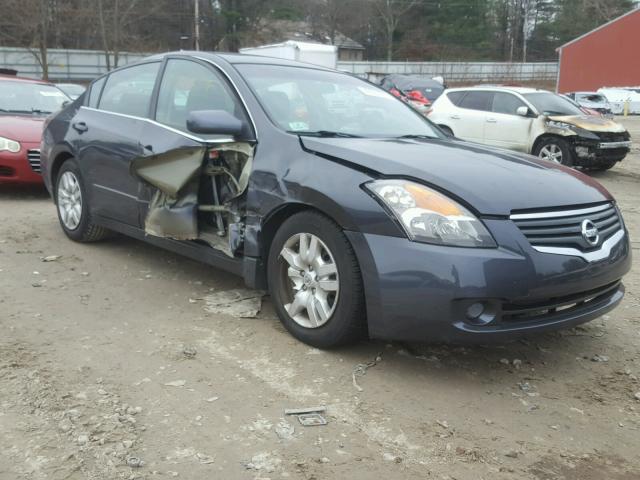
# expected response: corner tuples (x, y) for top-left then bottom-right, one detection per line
(1, 117), (639, 480)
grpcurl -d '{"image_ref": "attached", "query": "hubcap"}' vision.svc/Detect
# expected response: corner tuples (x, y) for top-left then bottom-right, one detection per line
(278, 232), (339, 328)
(539, 144), (563, 163)
(57, 171), (82, 230)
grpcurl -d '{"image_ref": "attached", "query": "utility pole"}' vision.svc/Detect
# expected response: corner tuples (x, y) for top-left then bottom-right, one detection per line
(194, 0), (200, 51)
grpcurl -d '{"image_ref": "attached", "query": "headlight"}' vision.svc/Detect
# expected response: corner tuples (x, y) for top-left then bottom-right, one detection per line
(0, 136), (21, 153)
(365, 179), (496, 247)
(547, 120), (573, 130)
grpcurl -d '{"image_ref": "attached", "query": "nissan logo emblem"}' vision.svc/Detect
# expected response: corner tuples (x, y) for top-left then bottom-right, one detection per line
(581, 219), (599, 246)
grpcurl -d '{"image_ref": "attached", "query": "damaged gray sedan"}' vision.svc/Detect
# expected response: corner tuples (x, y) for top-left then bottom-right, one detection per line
(41, 52), (630, 348)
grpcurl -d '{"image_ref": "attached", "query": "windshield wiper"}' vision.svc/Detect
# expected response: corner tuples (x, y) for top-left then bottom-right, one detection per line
(289, 130), (362, 138)
(31, 108), (52, 115)
(396, 134), (438, 139)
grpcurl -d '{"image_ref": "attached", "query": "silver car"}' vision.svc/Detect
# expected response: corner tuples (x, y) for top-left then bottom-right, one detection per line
(564, 92), (612, 117)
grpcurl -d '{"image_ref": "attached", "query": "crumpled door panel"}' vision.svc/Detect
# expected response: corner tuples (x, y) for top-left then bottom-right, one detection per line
(132, 146), (205, 198)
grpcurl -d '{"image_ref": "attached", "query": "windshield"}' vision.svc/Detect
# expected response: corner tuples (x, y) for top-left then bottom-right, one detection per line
(577, 94), (606, 103)
(523, 92), (583, 116)
(0, 80), (69, 114)
(237, 64), (441, 138)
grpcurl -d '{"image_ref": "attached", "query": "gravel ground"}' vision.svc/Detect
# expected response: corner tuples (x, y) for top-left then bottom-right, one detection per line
(1, 117), (639, 480)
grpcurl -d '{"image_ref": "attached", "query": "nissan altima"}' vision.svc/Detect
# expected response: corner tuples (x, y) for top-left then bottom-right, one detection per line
(40, 52), (631, 348)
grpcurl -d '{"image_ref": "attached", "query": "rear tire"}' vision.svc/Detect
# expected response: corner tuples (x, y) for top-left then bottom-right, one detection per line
(533, 137), (574, 167)
(267, 211), (366, 348)
(55, 159), (110, 242)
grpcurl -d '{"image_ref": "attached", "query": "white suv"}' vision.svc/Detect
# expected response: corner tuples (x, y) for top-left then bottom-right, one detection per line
(428, 86), (631, 170)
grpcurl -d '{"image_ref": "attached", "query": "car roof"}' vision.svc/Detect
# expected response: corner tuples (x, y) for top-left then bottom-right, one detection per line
(0, 74), (54, 85)
(142, 51), (335, 70)
(384, 74), (444, 89)
(447, 86), (545, 95)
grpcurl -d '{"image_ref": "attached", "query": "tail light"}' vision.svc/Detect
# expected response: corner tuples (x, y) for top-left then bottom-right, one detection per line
(407, 90), (430, 105)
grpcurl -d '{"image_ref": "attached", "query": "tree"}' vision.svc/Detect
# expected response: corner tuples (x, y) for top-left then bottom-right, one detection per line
(371, 0), (418, 61)
(0, 0), (60, 79)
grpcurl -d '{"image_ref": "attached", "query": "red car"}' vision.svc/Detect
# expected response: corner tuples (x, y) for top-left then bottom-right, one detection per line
(0, 75), (70, 184)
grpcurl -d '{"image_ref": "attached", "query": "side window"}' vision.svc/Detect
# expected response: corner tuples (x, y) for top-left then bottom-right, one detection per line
(491, 92), (526, 115)
(458, 91), (494, 111)
(88, 76), (106, 108)
(565, 93), (575, 100)
(155, 59), (245, 136)
(98, 62), (160, 117)
(446, 91), (466, 106)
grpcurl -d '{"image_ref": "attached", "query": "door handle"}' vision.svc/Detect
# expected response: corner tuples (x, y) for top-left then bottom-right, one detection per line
(450, 115), (460, 120)
(486, 118), (497, 123)
(72, 121), (88, 133)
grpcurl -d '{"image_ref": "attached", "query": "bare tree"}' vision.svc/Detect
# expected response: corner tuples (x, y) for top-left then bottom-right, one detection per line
(371, 0), (418, 61)
(0, 0), (58, 79)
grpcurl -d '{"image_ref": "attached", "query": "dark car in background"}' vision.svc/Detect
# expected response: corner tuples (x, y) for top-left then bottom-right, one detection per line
(0, 75), (70, 184)
(380, 74), (445, 114)
(41, 52), (630, 347)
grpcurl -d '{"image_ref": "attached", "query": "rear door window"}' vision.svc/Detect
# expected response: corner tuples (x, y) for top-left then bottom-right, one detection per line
(491, 92), (526, 115)
(98, 62), (160, 118)
(458, 91), (494, 111)
(88, 76), (106, 108)
(446, 91), (466, 106)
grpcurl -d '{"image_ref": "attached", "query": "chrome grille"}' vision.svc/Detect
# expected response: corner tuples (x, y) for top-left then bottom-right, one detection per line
(511, 203), (622, 251)
(27, 149), (41, 173)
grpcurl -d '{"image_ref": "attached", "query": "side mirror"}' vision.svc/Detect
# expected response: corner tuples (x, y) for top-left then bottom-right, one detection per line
(516, 106), (530, 117)
(186, 110), (244, 136)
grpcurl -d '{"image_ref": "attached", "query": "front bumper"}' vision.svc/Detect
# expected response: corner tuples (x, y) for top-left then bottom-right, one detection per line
(573, 136), (631, 166)
(347, 218), (631, 343)
(0, 142), (43, 184)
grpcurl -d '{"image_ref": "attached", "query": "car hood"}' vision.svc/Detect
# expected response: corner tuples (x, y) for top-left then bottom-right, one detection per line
(0, 115), (46, 143)
(300, 137), (612, 216)
(548, 114), (625, 132)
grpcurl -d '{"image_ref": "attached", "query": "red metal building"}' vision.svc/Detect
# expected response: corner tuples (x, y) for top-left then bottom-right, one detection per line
(556, 8), (640, 93)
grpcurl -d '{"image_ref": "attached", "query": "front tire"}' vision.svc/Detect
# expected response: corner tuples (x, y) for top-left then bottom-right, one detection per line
(55, 159), (110, 242)
(533, 137), (574, 167)
(267, 211), (366, 348)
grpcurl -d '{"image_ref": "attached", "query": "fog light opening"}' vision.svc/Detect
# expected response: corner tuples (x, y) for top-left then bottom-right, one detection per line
(465, 301), (497, 326)
(466, 302), (485, 319)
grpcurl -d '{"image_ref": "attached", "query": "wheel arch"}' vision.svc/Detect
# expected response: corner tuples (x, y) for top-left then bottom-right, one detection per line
(259, 202), (348, 268)
(531, 133), (573, 155)
(50, 149), (75, 193)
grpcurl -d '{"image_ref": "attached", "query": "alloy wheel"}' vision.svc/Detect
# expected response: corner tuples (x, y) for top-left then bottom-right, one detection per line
(57, 171), (83, 230)
(538, 143), (563, 163)
(278, 232), (340, 328)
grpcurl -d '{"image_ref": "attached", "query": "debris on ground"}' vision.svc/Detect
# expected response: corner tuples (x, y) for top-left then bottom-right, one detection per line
(41, 255), (62, 262)
(126, 456), (144, 468)
(182, 346), (197, 358)
(274, 420), (295, 440)
(164, 380), (186, 387)
(203, 289), (265, 318)
(284, 406), (326, 415)
(284, 406), (327, 426)
(352, 352), (383, 392)
(297, 413), (328, 426)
